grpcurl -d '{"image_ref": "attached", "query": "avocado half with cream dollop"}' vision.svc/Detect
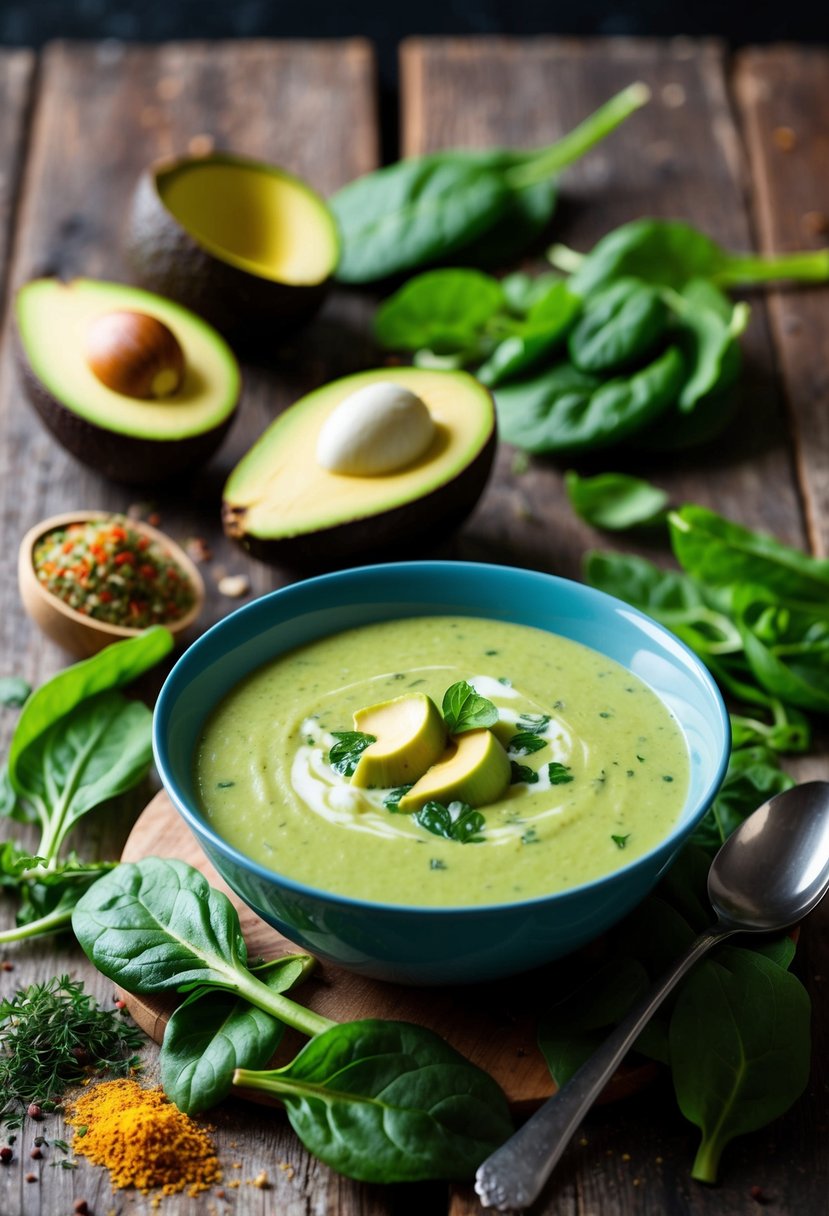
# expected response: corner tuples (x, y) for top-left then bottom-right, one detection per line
(15, 278), (240, 483)
(125, 152), (339, 340)
(222, 367), (496, 566)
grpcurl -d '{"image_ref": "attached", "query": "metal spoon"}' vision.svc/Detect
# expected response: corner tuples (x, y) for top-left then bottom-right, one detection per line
(475, 781), (829, 1212)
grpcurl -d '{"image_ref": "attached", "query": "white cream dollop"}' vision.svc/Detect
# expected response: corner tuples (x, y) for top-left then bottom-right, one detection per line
(315, 381), (435, 476)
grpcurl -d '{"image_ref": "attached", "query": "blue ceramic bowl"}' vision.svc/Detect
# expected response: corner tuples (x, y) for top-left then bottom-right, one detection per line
(153, 561), (729, 985)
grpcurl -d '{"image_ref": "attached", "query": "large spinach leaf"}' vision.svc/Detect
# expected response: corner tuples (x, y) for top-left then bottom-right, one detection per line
(690, 746), (795, 855)
(234, 1019), (513, 1182)
(671, 948), (810, 1183)
(568, 278), (669, 373)
(161, 954), (314, 1114)
(496, 346), (684, 454)
(332, 84), (649, 283)
(669, 506), (829, 602)
(7, 626), (171, 788)
(374, 269), (504, 355)
(565, 471), (668, 530)
(72, 858), (333, 1039)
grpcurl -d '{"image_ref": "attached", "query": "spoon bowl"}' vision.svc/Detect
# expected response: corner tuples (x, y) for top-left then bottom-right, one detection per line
(709, 781), (829, 931)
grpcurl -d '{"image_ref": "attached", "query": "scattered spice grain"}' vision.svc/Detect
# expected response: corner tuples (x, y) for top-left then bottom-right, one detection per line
(66, 1078), (221, 1197)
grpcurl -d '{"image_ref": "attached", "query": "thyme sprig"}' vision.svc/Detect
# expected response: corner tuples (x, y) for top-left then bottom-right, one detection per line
(0, 976), (144, 1128)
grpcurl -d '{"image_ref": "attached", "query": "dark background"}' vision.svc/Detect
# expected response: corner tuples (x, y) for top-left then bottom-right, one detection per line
(2, 3), (828, 90)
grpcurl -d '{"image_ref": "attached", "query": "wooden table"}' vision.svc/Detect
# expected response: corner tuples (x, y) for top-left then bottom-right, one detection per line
(0, 36), (827, 1216)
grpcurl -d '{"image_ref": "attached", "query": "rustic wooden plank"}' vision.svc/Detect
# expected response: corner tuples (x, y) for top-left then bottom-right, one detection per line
(734, 46), (829, 559)
(401, 36), (822, 1216)
(0, 38), (393, 1216)
(401, 36), (807, 582)
(0, 52), (35, 316)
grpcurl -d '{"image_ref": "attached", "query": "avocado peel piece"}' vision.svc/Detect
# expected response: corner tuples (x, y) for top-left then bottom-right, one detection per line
(398, 728), (511, 812)
(125, 151), (339, 343)
(351, 693), (447, 789)
(222, 366), (496, 567)
(15, 278), (240, 484)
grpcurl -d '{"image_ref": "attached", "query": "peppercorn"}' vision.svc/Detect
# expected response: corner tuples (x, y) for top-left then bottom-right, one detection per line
(73, 1200), (90, 1215)
(30, 1147), (42, 1160)
(27, 1102), (43, 1120)
(25, 1172), (36, 1183)
(0, 1146), (13, 1164)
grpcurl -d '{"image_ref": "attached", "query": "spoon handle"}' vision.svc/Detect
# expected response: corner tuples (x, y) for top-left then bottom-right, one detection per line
(475, 927), (731, 1211)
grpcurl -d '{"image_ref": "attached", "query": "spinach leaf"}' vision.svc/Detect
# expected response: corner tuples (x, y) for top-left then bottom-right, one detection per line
(495, 346), (684, 454)
(12, 692), (152, 865)
(383, 784), (413, 813)
(665, 279), (749, 410)
(7, 626), (172, 789)
(332, 84), (648, 283)
(234, 1019), (513, 1182)
(508, 732), (547, 756)
(690, 746), (795, 855)
(517, 713), (551, 732)
(72, 858), (332, 1040)
(501, 271), (566, 316)
(374, 269), (504, 355)
(477, 281), (580, 387)
(568, 278), (669, 373)
(550, 218), (829, 296)
(72, 858), (250, 993)
(441, 680), (498, 732)
(671, 948), (810, 1183)
(734, 588), (829, 712)
(547, 762), (574, 784)
(510, 762), (539, 785)
(329, 731), (376, 777)
(565, 470), (669, 530)
(160, 954), (314, 1115)
(669, 506), (829, 603)
(0, 677), (31, 708)
(415, 800), (485, 843)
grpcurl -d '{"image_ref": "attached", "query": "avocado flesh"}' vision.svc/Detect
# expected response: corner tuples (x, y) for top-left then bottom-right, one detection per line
(399, 729), (511, 812)
(351, 694), (447, 789)
(158, 156), (339, 286)
(16, 279), (240, 440)
(223, 367), (495, 543)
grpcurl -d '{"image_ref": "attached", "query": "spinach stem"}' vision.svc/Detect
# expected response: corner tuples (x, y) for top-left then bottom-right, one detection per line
(508, 82), (651, 188)
(690, 1136), (722, 1184)
(234, 970), (336, 1039)
(719, 249), (829, 285)
(0, 905), (74, 943)
(547, 243), (585, 274)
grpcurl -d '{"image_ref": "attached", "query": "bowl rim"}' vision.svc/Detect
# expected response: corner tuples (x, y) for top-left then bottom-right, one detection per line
(19, 510), (205, 641)
(153, 559), (731, 916)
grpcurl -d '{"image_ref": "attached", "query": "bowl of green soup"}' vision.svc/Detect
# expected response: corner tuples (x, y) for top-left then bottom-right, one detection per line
(153, 561), (729, 984)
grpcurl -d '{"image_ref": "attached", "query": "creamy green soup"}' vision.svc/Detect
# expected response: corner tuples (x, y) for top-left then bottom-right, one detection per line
(194, 616), (689, 907)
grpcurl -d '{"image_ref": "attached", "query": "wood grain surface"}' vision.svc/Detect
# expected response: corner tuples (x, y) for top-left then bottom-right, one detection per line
(0, 34), (827, 1216)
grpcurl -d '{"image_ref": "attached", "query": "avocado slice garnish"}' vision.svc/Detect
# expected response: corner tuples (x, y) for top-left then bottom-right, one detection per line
(350, 693), (447, 790)
(398, 728), (512, 813)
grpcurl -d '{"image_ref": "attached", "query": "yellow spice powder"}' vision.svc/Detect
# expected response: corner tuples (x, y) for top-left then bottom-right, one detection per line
(67, 1078), (221, 1196)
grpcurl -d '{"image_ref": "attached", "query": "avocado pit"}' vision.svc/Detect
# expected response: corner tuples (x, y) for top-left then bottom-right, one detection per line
(86, 310), (185, 400)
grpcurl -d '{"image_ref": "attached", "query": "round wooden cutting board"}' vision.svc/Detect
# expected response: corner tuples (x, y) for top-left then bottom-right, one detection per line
(120, 791), (558, 1112)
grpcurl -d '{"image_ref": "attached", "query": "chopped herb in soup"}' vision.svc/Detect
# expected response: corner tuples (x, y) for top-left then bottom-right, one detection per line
(194, 616), (689, 907)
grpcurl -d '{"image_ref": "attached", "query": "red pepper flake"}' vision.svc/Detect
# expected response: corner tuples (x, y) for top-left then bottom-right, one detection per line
(0, 961), (13, 972)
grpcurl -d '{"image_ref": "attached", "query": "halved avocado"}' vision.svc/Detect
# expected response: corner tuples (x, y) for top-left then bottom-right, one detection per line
(398, 729), (511, 812)
(125, 152), (339, 341)
(15, 278), (240, 484)
(222, 367), (497, 566)
(351, 693), (447, 789)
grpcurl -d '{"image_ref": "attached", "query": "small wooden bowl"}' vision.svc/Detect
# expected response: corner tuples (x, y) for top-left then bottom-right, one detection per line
(18, 511), (205, 657)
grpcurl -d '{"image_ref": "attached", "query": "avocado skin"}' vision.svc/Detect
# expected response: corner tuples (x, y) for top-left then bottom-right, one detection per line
(222, 425), (496, 570)
(125, 165), (331, 346)
(16, 332), (236, 485)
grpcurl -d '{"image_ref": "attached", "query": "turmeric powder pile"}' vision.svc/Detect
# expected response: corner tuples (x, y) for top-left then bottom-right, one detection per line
(66, 1077), (221, 1197)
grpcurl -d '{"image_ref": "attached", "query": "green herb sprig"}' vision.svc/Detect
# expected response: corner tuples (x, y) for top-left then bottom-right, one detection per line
(0, 976), (144, 1129)
(328, 731), (376, 777)
(441, 681), (499, 733)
